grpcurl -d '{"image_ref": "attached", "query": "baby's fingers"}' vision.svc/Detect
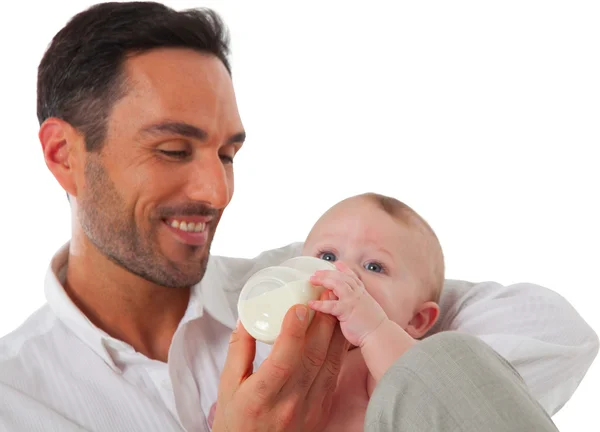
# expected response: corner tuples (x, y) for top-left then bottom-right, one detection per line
(308, 299), (341, 317)
(334, 261), (362, 287)
(310, 271), (352, 297)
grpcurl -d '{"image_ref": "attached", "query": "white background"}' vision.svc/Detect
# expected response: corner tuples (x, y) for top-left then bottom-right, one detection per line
(0, 1), (598, 430)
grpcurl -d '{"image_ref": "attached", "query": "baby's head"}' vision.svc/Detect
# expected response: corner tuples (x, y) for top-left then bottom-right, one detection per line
(302, 192), (444, 339)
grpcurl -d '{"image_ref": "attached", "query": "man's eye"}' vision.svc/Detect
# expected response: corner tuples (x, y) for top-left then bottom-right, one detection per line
(364, 262), (383, 273)
(319, 252), (337, 262)
(158, 150), (189, 159)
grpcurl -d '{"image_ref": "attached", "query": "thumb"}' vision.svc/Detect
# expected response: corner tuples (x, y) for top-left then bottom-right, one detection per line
(217, 320), (256, 404)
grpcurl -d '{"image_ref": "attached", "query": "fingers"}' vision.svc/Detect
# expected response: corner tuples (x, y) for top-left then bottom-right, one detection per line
(217, 320), (256, 404)
(219, 291), (346, 431)
(310, 267), (357, 298)
(308, 299), (341, 316)
(334, 260), (352, 274)
(334, 261), (363, 286)
(244, 304), (311, 404)
(305, 321), (349, 421)
(280, 290), (339, 399)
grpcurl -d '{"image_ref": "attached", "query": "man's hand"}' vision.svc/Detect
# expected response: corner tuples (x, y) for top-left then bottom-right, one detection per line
(212, 292), (349, 432)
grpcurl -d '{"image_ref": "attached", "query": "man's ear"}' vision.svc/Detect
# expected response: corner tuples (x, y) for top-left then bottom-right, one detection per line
(39, 118), (84, 198)
(405, 301), (440, 339)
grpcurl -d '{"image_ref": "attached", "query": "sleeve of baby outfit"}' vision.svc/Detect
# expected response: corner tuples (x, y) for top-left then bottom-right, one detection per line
(427, 279), (599, 416)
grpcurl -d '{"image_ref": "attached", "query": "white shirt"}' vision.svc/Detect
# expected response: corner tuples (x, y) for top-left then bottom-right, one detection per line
(0, 242), (597, 432)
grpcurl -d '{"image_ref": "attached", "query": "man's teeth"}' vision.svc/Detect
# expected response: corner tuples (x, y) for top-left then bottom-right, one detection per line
(169, 220), (206, 233)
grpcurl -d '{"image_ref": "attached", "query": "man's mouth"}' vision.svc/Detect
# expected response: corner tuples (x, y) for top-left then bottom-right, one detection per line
(164, 217), (208, 233)
(162, 216), (212, 246)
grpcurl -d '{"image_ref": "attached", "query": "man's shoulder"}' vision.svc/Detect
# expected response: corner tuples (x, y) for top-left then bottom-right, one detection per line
(0, 304), (62, 374)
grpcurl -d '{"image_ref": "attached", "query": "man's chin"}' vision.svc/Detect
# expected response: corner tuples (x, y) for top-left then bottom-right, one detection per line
(133, 257), (209, 289)
(151, 236), (212, 287)
(177, 257), (211, 287)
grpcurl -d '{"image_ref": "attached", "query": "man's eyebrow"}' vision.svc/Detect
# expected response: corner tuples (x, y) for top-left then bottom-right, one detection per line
(140, 122), (207, 140)
(228, 131), (246, 145)
(140, 121), (246, 145)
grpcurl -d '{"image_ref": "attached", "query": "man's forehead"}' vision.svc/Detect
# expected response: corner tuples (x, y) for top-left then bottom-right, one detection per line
(110, 48), (243, 135)
(125, 47), (227, 76)
(122, 48), (235, 102)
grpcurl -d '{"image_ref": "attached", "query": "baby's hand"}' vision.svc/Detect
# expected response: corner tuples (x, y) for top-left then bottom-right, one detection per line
(308, 261), (388, 347)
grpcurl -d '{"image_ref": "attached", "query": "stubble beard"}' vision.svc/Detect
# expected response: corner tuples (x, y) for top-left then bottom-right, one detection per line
(78, 157), (213, 288)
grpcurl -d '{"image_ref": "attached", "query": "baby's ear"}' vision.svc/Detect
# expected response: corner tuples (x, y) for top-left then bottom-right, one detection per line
(405, 301), (440, 339)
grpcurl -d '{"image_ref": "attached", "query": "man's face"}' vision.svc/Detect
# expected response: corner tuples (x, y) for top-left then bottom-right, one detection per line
(75, 48), (245, 288)
(302, 198), (428, 326)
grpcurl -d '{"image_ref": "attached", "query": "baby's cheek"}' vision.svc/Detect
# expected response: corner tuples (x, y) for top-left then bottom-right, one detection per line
(369, 285), (413, 326)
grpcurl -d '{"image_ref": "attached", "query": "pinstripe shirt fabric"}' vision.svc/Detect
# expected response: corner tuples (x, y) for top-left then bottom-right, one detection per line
(0, 242), (597, 431)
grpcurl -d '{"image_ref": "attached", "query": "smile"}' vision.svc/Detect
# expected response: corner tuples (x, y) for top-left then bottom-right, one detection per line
(163, 217), (212, 247)
(166, 218), (207, 233)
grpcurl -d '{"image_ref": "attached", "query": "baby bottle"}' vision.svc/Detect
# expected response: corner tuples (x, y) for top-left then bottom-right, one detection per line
(237, 256), (336, 344)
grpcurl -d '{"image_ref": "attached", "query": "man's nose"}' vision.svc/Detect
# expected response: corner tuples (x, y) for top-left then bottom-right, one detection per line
(185, 154), (231, 209)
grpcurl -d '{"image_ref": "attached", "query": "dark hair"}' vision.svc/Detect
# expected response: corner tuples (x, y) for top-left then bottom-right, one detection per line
(37, 1), (231, 152)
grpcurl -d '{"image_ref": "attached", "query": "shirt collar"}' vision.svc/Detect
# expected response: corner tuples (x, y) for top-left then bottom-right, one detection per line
(44, 242), (231, 372)
(195, 255), (237, 330)
(45, 242), (125, 372)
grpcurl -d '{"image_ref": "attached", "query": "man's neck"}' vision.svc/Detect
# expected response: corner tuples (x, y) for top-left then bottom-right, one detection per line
(64, 238), (190, 363)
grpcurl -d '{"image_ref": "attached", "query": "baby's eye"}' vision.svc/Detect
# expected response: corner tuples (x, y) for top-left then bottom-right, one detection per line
(319, 252), (337, 262)
(364, 262), (383, 273)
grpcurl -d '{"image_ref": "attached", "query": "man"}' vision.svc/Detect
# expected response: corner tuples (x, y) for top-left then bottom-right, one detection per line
(0, 2), (596, 431)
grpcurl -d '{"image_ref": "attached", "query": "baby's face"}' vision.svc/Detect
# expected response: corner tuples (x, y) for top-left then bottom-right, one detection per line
(302, 197), (429, 327)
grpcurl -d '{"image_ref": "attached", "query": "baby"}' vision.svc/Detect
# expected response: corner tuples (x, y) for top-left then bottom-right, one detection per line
(303, 192), (445, 431)
(209, 192), (444, 430)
